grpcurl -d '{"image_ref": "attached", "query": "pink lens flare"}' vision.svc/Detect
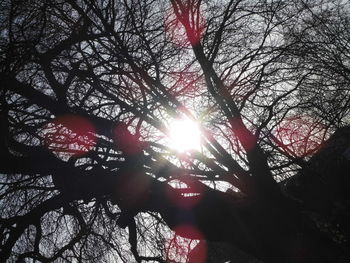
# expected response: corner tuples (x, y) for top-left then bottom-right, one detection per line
(113, 123), (143, 155)
(166, 178), (205, 209)
(165, 225), (207, 263)
(274, 115), (325, 157)
(44, 115), (96, 156)
(116, 172), (152, 208)
(164, 5), (205, 47)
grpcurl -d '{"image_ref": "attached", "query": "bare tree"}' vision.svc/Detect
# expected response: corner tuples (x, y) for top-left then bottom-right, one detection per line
(1, 0), (350, 262)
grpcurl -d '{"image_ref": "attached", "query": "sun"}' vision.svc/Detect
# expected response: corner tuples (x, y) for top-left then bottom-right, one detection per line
(168, 118), (201, 152)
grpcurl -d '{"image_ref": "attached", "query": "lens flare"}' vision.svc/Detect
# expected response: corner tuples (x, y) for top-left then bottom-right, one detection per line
(44, 115), (96, 156)
(275, 116), (325, 157)
(165, 225), (207, 263)
(164, 5), (205, 47)
(166, 179), (204, 208)
(113, 123), (143, 155)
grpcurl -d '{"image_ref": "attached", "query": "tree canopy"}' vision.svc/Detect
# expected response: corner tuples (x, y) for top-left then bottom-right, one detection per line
(1, 0), (350, 262)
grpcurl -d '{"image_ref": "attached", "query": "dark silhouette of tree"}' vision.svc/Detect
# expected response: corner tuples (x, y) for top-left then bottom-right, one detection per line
(1, 0), (350, 262)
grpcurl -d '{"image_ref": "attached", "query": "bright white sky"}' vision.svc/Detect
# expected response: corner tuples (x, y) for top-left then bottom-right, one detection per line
(168, 118), (201, 152)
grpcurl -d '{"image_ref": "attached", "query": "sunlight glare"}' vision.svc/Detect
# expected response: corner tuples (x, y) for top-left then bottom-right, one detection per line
(169, 119), (201, 152)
